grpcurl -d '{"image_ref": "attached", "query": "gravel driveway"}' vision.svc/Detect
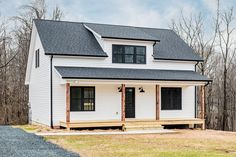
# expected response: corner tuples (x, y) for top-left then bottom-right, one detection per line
(0, 126), (79, 157)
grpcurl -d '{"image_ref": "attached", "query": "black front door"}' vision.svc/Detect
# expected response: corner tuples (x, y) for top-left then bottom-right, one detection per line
(125, 88), (135, 118)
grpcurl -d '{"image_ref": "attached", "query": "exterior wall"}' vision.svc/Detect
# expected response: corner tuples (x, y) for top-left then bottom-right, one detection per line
(70, 84), (122, 121)
(52, 81), (158, 124)
(52, 39), (195, 71)
(28, 28), (51, 126)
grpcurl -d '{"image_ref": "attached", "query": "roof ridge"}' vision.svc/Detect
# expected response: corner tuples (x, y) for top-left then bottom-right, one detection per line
(84, 21), (172, 31)
(33, 19), (171, 31)
(33, 19), (84, 25)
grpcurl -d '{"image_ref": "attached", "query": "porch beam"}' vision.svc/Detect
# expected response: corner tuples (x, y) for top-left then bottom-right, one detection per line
(156, 85), (160, 120)
(121, 84), (125, 122)
(200, 85), (205, 129)
(66, 83), (70, 130)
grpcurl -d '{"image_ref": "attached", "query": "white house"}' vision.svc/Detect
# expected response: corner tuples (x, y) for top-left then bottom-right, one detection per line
(25, 19), (211, 130)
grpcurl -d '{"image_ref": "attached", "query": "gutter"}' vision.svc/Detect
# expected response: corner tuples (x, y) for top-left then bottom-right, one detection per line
(50, 55), (53, 128)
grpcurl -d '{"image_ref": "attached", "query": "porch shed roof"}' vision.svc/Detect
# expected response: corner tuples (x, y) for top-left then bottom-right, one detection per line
(55, 66), (211, 82)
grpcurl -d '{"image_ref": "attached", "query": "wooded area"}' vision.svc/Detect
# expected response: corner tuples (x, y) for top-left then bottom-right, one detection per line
(0, 0), (235, 131)
(0, 0), (63, 124)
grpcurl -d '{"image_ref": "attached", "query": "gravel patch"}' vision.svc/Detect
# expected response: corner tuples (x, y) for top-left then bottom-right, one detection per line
(0, 126), (80, 157)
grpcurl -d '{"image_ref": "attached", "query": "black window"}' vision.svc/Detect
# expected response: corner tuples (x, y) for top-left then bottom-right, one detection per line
(112, 45), (146, 64)
(161, 88), (182, 110)
(35, 49), (40, 68)
(70, 87), (95, 111)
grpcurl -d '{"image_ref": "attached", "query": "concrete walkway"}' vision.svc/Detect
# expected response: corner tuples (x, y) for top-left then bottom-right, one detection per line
(0, 126), (79, 157)
(36, 129), (175, 136)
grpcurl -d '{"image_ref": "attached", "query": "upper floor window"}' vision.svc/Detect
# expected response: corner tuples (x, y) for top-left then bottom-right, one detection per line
(112, 45), (146, 64)
(35, 49), (40, 68)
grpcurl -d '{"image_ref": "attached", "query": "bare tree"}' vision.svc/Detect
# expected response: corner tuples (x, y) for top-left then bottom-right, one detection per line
(52, 5), (64, 21)
(0, 0), (64, 125)
(218, 7), (236, 130)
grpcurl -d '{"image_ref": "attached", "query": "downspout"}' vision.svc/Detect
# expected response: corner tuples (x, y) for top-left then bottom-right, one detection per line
(194, 61), (199, 118)
(153, 41), (157, 46)
(50, 55), (54, 128)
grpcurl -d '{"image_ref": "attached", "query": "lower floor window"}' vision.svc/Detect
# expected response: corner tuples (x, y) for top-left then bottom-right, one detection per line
(70, 87), (95, 111)
(161, 87), (182, 110)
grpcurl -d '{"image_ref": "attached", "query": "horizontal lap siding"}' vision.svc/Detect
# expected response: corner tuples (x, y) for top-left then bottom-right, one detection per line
(52, 80), (158, 124)
(29, 31), (50, 126)
(52, 83), (122, 124)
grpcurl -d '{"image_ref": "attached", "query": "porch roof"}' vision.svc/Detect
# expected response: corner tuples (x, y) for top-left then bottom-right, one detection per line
(55, 66), (211, 82)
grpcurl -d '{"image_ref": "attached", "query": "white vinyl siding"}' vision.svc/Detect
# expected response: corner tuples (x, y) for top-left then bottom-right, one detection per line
(28, 29), (50, 126)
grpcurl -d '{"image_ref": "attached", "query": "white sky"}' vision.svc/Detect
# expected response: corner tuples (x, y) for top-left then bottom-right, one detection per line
(0, 0), (235, 28)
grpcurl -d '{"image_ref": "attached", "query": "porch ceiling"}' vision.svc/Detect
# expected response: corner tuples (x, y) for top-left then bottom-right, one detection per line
(55, 66), (211, 85)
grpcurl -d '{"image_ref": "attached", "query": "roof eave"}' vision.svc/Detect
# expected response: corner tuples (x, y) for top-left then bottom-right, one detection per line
(154, 57), (204, 62)
(61, 76), (212, 82)
(45, 52), (108, 57)
(102, 36), (160, 42)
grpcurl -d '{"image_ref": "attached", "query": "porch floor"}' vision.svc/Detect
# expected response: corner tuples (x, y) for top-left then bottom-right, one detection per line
(60, 118), (205, 130)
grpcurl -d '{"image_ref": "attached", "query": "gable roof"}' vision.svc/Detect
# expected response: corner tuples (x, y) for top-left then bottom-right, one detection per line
(34, 19), (203, 61)
(55, 66), (211, 82)
(34, 19), (107, 57)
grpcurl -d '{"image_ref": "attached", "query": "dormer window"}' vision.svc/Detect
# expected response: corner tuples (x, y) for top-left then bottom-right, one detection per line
(112, 45), (146, 64)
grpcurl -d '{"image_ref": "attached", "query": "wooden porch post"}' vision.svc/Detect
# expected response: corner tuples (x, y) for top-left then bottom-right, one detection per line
(121, 84), (125, 122)
(66, 83), (70, 130)
(156, 85), (160, 120)
(200, 85), (205, 130)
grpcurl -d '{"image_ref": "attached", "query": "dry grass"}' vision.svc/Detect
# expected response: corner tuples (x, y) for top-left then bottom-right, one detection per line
(15, 124), (54, 133)
(16, 124), (121, 133)
(41, 129), (236, 157)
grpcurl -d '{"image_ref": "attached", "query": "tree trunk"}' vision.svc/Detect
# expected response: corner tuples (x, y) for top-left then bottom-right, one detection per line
(222, 66), (228, 130)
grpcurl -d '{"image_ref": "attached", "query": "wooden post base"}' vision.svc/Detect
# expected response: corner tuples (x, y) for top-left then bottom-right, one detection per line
(201, 120), (205, 130)
(66, 123), (70, 131)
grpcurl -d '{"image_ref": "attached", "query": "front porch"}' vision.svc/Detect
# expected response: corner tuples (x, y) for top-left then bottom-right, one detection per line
(59, 118), (205, 131)
(61, 81), (207, 131)
(54, 66), (210, 131)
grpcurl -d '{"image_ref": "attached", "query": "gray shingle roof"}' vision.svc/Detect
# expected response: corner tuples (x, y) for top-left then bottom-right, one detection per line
(34, 19), (107, 57)
(55, 66), (211, 82)
(34, 19), (203, 61)
(84, 23), (159, 41)
(140, 28), (203, 61)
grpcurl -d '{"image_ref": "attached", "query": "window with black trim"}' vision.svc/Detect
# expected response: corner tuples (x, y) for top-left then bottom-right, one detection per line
(112, 45), (146, 64)
(35, 49), (40, 68)
(70, 87), (95, 111)
(161, 87), (182, 110)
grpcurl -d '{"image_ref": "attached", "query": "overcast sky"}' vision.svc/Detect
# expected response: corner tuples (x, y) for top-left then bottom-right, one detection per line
(0, 0), (236, 28)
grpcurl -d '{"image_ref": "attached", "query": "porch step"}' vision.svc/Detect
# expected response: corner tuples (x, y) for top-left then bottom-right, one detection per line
(124, 124), (163, 131)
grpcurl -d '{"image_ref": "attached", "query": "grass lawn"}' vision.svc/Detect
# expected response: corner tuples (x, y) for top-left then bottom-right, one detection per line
(43, 129), (236, 157)
(17, 125), (236, 157)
